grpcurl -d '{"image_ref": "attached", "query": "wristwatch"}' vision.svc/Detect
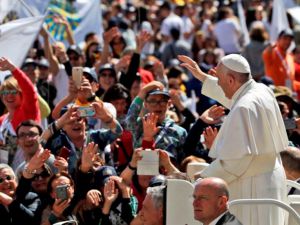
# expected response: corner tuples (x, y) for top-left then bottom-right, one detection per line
(24, 164), (37, 175)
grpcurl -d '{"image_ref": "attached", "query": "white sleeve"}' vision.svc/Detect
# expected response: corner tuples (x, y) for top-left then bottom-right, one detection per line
(202, 76), (232, 109)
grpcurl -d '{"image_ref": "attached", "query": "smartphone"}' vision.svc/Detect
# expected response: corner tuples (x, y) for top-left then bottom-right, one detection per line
(284, 118), (297, 130)
(58, 146), (71, 160)
(72, 67), (83, 89)
(77, 106), (95, 117)
(55, 184), (68, 200)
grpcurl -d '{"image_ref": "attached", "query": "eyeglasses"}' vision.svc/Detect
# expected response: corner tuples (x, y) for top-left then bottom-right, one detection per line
(0, 90), (18, 96)
(146, 100), (168, 107)
(33, 170), (51, 181)
(17, 131), (39, 139)
(0, 175), (13, 184)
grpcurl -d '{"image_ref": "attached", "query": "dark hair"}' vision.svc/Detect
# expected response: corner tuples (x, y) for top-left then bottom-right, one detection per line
(250, 27), (268, 42)
(170, 27), (180, 41)
(47, 172), (74, 195)
(103, 83), (131, 105)
(16, 120), (43, 136)
(84, 32), (97, 43)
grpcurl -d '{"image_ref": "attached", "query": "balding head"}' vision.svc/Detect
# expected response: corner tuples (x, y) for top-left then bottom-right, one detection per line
(193, 177), (230, 225)
(195, 177), (229, 198)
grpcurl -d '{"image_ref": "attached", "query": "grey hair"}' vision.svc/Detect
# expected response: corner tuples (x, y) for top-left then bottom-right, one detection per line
(146, 185), (166, 209)
(221, 63), (252, 84)
(0, 163), (16, 179)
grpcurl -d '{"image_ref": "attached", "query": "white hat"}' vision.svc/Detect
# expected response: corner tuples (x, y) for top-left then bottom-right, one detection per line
(220, 54), (251, 74)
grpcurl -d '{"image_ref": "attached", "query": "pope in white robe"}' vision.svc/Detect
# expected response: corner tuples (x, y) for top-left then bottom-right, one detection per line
(179, 54), (289, 225)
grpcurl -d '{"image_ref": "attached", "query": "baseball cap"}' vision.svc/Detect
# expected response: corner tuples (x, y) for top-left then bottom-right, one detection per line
(67, 45), (83, 56)
(278, 29), (294, 39)
(22, 58), (38, 68)
(98, 63), (116, 76)
(94, 166), (117, 187)
(146, 89), (170, 99)
(83, 67), (98, 82)
(38, 58), (49, 68)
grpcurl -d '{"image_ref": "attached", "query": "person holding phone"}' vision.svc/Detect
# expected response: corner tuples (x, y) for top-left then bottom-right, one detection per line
(179, 54), (288, 225)
(41, 172), (77, 225)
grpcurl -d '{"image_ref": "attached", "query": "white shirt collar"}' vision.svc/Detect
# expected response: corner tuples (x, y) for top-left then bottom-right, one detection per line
(231, 79), (253, 102)
(208, 211), (228, 225)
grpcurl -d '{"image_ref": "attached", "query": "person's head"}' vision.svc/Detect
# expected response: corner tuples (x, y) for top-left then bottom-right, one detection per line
(94, 166), (118, 189)
(37, 58), (50, 80)
(98, 64), (117, 92)
(159, 1), (171, 19)
(67, 45), (85, 67)
(110, 35), (126, 58)
(249, 23), (268, 42)
(280, 147), (300, 180)
(277, 29), (294, 52)
(103, 83), (131, 118)
(83, 67), (99, 93)
(62, 112), (86, 142)
(193, 177), (229, 225)
(144, 89), (171, 123)
(0, 164), (17, 197)
(84, 41), (102, 67)
(0, 76), (22, 112)
(218, 6), (233, 20)
(16, 120), (43, 158)
(141, 186), (165, 225)
(21, 58), (38, 84)
(47, 172), (74, 200)
(31, 164), (52, 194)
(216, 54), (251, 99)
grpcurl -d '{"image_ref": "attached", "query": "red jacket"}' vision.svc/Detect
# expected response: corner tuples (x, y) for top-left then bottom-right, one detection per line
(0, 68), (41, 131)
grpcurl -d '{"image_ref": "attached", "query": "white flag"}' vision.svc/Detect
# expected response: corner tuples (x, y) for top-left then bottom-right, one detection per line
(288, 7), (300, 24)
(45, 0), (103, 45)
(270, 0), (290, 43)
(14, 0), (50, 17)
(0, 16), (44, 68)
(0, 0), (18, 23)
(237, 0), (250, 46)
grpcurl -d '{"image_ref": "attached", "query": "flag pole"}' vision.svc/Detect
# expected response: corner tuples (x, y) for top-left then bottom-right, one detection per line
(17, 0), (57, 44)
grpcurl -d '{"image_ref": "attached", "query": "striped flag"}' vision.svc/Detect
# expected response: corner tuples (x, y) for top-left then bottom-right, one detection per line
(45, 0), (102, 44)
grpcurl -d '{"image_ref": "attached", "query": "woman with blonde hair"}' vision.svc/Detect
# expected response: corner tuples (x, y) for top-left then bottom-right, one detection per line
(0, 57), (40, 167)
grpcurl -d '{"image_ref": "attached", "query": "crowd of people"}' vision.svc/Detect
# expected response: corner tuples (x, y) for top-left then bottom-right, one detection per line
(1, 0), (300, 225)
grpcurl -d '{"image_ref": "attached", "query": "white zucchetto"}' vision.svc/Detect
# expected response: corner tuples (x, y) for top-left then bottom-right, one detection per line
(220, 54), (251, 74)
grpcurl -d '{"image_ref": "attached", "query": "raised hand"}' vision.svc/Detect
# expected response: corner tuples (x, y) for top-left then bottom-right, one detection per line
(86, 189), (102, 207)
(200, 105), (225, 124)
(103, 27), (120, 44)
(91, 100), (113, 122)
(138, 81), (164, 99)
(103, 179), (119, 204)
(143, 113), (159, 141)
(109, 176), (131, 198)
(52, 198), (71, 217)
(202, 126), (218, 149)
(0, 57), (16, 72)
(54, 156), (68, 173)
(136, 30), (151, 53)
(80, 142), (98, 173)
(178, 55), (206, 82)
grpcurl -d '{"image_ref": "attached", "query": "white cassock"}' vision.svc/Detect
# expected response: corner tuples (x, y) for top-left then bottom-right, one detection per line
(200, 76), (289, 225)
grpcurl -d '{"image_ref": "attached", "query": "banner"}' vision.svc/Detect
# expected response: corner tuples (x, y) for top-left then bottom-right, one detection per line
(237, 0), (250, 46)
(45, 0), (102, 44)
(270, 0), (290, 42)
(0, 16), (44, 68)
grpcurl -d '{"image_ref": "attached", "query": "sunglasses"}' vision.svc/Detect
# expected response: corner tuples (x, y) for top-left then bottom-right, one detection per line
(33, 170), (51, 181)
(0, 175), (13, 184)
(0, 90), (18, 96)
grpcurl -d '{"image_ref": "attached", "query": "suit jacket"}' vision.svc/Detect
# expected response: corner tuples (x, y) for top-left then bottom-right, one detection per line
(216, 212), (243, 225)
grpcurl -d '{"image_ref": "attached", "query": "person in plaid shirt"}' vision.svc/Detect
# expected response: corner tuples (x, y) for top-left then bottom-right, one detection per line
(124, 81), (187, 164)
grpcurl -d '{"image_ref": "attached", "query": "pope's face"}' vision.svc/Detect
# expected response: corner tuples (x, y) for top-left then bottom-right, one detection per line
(216, 63), (233, 99)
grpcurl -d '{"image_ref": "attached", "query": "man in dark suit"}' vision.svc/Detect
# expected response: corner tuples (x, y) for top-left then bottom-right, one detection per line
(193, 177), (242, 225)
